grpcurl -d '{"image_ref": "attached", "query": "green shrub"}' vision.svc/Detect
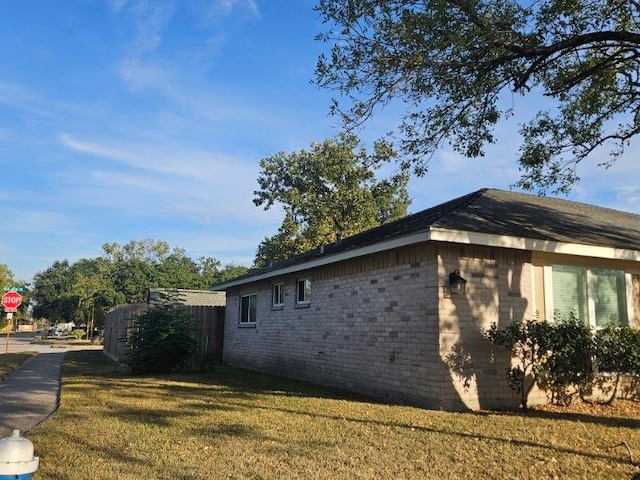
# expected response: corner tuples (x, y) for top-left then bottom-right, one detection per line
(121, 294), (199, 374)
(70, 329), (86, 340)
(485, 318), (553, 410)
(488, 313), (640, 409)
(594, 324), (640, 402)
(537, 312), (594, 405)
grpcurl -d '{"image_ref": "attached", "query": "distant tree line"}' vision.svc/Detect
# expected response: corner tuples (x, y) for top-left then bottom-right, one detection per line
(30, 239), (247, 330)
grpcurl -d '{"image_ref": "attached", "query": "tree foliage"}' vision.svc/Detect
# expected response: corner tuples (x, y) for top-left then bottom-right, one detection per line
(253, 133), (411, 267)
(594, 324), (640, 403)
(31, 260), (77, 323)
(315, 0), (640, 193)
(536, 314), (594, 405)
(0, 264), (15, 291)
(31, 239), (247, 326)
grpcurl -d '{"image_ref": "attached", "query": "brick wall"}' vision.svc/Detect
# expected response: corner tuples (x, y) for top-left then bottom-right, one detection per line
(438, 244), (543, 409)
(223, 241), (545, 410)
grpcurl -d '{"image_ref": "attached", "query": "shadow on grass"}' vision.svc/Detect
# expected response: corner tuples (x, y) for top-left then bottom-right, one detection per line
(64, 351), (640, 433)
(198, 400), (637, 467)
(499, 408), (640, 430)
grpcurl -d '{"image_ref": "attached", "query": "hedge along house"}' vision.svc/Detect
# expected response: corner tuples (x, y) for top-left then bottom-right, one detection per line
(212, 188), (640, 411)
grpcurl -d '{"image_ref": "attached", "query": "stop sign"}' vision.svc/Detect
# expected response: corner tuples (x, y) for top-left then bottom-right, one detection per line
(2, 291), (22, 310)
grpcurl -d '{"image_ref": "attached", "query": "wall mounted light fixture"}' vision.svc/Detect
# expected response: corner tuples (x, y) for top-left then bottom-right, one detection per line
(448, 269), (467, 295)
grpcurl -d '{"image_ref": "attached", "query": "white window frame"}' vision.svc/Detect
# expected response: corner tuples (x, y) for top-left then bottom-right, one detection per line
(239, 293), (257, 325)
(272, 282), (285, 307)
(296, 277), (311, 305)
(543, 265), (634, 329)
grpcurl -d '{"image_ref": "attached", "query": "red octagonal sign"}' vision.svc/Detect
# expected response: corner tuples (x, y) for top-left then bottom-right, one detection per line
(2, 291), (22, 310)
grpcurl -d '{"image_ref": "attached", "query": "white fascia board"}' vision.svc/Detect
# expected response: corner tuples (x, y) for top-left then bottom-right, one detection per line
(211, 231), (430, 290)
(429, 228), (640, 261)
(212, 227), (640, 290)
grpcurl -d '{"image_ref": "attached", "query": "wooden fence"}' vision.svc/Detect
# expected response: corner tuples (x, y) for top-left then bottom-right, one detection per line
(103, 303), (225, 363)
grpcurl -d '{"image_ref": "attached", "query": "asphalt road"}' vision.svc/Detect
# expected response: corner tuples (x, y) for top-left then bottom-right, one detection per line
(0, 332), (71, 354)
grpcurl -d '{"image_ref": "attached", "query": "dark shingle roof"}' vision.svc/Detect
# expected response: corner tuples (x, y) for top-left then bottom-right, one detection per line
(212, 188), (640, 288)
(436, 188), (640, 250)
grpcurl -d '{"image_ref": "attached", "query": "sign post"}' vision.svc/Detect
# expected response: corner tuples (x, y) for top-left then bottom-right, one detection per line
(2, 290), (22, 353)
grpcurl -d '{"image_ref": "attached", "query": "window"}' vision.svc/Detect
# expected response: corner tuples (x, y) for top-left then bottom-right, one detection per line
(272, 282), (285, 307)
(551, 265), (588, 324)
(296, 278), (311, 304)
(591, 269), (628, 327)
(240, 293), (257, 324)
(549, 266), (628, 328)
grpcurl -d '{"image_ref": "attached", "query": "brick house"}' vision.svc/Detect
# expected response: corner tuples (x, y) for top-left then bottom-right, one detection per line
(212, 188), (640, 410)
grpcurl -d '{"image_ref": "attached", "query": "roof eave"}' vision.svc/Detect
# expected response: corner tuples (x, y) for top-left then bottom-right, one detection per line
(211, 227), (640, 290)
(210, 230), (431, 290)
(429, 228), (640, 261)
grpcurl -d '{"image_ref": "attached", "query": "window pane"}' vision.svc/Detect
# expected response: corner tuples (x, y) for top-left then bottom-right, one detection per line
(304, 279), (311, 301)
(241, 294), (257, 323)
(552, 265), (588, 324)
(592, 269), (627, 326)
(297, 278), (311, 303)
(240, 296), (249, 323)
(273, 284), (284, 306)
(249, 294), (257, 322)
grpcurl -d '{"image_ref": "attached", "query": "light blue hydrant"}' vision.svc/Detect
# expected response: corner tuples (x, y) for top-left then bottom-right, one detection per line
(0, 430), (39, 479)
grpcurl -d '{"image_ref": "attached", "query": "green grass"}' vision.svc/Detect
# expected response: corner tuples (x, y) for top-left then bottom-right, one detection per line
(24, 351), (640, 479)
(0, 351), (38, 381)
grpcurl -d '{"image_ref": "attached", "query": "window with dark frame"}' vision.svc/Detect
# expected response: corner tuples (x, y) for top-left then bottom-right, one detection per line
(240, 293), (257, 324)
(296, 278), (311, 304)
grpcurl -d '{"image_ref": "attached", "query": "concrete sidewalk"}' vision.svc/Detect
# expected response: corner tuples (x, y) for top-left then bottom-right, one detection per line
(0, 352), (66, 437)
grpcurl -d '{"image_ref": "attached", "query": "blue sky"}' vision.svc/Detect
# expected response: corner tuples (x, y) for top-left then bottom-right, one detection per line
(1, 0), (639, 283)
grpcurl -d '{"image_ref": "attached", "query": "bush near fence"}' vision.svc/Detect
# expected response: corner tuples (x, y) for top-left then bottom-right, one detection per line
(104, 303), (225, 364)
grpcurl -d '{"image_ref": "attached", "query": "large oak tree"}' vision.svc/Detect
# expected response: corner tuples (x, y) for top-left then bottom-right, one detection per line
(253, 133), (411, 267)
(315, 0), (640, 193)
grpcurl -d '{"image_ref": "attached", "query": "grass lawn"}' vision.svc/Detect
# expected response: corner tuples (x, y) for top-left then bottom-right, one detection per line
(21, 351), (640, 479)
(0, 351), (37, 381)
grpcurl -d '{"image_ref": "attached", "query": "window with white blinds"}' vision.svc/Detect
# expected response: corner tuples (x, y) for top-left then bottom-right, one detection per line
(591, 269), (627, 326)
(550, 265), (628, 327)
(551, 265), (588, 323)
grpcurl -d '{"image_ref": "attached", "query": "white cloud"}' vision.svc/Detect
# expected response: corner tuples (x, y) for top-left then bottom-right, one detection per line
(114, 1), (175, 56)
(108, 0), (129, 13)
(58, 133), (254, 183)
(56, 133), (284, 227)
(132, 3), (169, 54)
(200, 0), (260, 21)
(112, 0), (262, 95)
(5, 210), (70, 234)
